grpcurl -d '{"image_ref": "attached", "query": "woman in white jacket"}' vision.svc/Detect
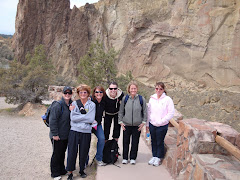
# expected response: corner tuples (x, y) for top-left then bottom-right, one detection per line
(147, 82), (174, 166)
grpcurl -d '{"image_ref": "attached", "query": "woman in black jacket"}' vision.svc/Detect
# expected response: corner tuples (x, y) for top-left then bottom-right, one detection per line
(91, 85), (106, 166)
(49, 86), (73, 179)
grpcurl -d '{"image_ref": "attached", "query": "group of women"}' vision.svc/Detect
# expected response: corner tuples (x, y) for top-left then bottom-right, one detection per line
(49, 81), (175, 180)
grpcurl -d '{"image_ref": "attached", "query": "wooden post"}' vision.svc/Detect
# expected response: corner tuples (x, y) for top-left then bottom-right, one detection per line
(215, 135), (240, 161)
(169, 118), (179, 130)
(169, 118), (240, 160)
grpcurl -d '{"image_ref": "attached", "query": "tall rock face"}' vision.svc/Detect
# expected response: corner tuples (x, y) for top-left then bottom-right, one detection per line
(13, 0), (89, 77)
(13, 0), (240, 91)
(13, 0), (240, 131)
(97, 0), (240, 92)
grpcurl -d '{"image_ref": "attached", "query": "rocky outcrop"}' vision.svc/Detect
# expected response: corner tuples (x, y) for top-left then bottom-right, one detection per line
(168, 89), (240, 132)
(13, 0), (240, 131)
(13, 0), (88, 77)
(13, 0), (240, 92)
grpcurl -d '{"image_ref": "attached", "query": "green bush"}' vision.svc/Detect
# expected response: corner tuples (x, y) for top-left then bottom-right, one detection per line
(77, 40), (118, 88)
(0, 45), (55, 105)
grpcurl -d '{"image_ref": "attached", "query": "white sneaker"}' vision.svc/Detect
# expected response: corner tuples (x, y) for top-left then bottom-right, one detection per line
(122, 159), (128, 164)
(153, 158), (161, 166)
(130, 159), (136, 165)
(148, 157), (156, 165)
(54, 176), (61, 180)
(97, 160), (106, 166)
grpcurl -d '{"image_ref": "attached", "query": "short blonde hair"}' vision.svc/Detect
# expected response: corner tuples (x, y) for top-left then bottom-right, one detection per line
(127, 81), (138, 94)
(76, 84), (91, 97)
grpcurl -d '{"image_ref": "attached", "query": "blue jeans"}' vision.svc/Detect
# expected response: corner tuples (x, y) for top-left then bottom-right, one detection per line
(93, 125), (105, 161)
(149, 123), (168, 158)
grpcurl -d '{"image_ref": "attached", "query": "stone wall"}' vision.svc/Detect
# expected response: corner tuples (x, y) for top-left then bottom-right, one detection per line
(48, 85), (78, 101)
(157, 119), (240, 180)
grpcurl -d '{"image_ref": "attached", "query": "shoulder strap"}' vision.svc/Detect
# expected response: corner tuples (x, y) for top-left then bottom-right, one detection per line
(124, 95), (143, 106)
(124, 95), (129, 105)
(57, 100), (64, 115)
(123, 95), (129, 115)
(138, 95), (143, 106)
(76, 99), (84, 110)
(138, 95), (144, 117)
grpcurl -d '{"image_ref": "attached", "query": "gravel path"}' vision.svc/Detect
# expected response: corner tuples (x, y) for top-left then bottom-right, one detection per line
(0, 97), (97, 180)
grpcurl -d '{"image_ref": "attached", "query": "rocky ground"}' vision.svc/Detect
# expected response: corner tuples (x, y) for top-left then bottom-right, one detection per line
(0, 97), (97, 180)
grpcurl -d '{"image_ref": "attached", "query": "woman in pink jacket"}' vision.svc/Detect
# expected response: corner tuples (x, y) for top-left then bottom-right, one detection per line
(146, 82), (174, 166)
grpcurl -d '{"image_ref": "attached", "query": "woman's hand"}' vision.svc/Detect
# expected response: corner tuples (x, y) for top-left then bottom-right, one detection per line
(69, 104), (75, 111)
(138, 123), (144, 131)
(53, 136), (60, 141)
(120, 123), (126, 131)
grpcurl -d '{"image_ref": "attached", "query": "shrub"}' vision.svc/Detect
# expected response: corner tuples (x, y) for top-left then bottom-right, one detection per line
(77, 40), (118, 88)
(0, 45), (55, 105)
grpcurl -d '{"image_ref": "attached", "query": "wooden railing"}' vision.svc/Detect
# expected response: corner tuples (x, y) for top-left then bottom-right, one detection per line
(215, 135), (240, 160)
(169, 118), (240, 161)
(169, 118), (179, 129)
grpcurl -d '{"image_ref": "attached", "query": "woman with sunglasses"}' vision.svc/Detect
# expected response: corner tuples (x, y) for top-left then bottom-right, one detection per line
(66, 84), (96, 180)
(147, 82), (174, 166)
(91, 86), (106, 166)
(49, 86), (73, 179)
(104, 81), (124, 142)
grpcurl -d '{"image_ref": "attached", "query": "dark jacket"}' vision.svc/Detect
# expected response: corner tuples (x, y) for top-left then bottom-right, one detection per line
(105, 88), (124, 115)
(49, 97), (72, 140)
(92, 98), (105, 125)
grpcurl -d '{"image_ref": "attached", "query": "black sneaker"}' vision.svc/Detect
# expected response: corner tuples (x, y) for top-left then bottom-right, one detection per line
(80, 172), (87, 178)
(67, 173), (73, 180)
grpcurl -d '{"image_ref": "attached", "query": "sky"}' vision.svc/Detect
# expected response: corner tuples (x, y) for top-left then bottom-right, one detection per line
(0, 0), (99, 35)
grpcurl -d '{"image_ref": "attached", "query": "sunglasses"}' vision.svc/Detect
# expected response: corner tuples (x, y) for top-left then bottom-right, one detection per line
(79, 91), (87, 94)
(155, 88), (163, 91)
(109, 88), (118, 90)
(95, 91), (103, 94)
(64, 91), (72, 95)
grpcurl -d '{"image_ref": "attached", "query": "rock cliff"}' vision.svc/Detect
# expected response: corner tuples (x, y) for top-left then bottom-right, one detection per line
(13, 0), (240, 131)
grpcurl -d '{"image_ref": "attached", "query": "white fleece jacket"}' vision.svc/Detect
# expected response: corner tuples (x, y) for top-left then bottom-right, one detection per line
(147, 93), (175, 127)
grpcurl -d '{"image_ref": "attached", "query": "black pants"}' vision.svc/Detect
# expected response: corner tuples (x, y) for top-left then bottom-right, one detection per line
(66, 130), (91, 173)
(104, 113), (121, 140)
(123, 126), (141, 160)
(50, 139), (68, 177)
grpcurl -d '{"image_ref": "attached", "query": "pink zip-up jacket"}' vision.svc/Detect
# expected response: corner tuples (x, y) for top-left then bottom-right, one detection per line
(147, 93), (175, 127)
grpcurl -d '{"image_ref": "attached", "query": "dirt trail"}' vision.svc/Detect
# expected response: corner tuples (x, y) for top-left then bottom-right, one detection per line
(0, 97), (97, 180)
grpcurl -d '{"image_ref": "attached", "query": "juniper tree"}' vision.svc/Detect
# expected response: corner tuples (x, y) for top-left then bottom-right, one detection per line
(0, 45), (54, 105)
(78, 40), (118, 88)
